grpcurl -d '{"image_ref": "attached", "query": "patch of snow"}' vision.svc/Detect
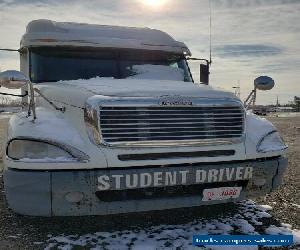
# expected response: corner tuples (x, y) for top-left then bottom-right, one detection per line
(33, 242), (44, 245)
(22, 20), (191, 55)
(291, 203), (300, 209)
(45, 200), (300, 250)
(233, 219), (256, 234)
(255, 211), (272, 218)
(44, 243), (57, 250)
(8, 108), (85, 148)
(7, 235), (18, 239)
(281, 223), (292, 229)
(256, 204), (273, 211)
(128, 64), (184, 81)
(293, 230), (300, 244)
(57, 76), (238, 99)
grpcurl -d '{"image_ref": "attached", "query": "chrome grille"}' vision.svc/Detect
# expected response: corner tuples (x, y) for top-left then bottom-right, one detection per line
(99, 106), (244, 144)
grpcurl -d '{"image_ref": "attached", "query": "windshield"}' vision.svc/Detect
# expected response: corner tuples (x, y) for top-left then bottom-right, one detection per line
(30, 48), (193, 83)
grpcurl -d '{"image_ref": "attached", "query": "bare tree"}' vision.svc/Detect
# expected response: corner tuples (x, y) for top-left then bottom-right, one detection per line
(294, 96), (300, 112)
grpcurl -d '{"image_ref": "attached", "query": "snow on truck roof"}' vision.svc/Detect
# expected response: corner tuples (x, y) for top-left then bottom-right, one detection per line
(21, 19), (191, 55)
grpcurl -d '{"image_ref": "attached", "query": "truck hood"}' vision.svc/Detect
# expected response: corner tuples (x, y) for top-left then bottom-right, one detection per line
(37, 78), (240, 108)
(58, 77), (237, 98)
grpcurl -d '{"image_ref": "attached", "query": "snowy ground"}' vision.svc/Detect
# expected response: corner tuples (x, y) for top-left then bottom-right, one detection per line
(42, 201), (299, 250)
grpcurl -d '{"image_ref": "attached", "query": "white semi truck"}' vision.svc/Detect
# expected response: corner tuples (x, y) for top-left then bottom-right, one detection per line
(0, 20), (288, 216)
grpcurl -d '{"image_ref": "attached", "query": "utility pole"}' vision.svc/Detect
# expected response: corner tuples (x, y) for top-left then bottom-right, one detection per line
(276, 96), (280, 107)
(232, 80), (240, 98)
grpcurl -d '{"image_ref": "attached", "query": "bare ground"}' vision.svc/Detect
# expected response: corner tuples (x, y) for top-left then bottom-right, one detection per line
(254, 115), (300, 228)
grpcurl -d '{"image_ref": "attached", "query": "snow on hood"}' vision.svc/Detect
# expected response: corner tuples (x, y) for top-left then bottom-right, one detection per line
(128, 64), (184, 81)
(8, 108), (85, 148)
(57, 77), (238, 99)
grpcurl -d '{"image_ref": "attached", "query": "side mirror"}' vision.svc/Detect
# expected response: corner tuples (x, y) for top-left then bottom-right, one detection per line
(0, 70), (29, 89)
(244, 75), (275, 109)
(254, 76), (275, 91)
(200, 63), (210, 85)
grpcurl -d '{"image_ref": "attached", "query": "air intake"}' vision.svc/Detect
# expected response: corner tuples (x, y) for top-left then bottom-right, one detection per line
(98, 105), (244, 145)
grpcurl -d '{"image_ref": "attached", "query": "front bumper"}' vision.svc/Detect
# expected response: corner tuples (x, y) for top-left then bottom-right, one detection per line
(4, 157), (287, 216)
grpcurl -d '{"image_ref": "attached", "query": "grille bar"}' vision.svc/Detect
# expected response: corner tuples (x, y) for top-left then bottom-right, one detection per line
(99, 106), (244, 144)
(104, 136), (242, 142)
(100, 115), (244, 120)
(101, 125), (243, 131)
(103, 129), (242, 136)
(101, 117), (243, 122)
(102, 126), (243, 133)
(100, 112), (242, 116)
(100, 121), (243, 127)
(100, 122), (243, 129)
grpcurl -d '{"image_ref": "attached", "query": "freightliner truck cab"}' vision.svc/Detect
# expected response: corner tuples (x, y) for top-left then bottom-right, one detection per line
(0, 20), (288, 216)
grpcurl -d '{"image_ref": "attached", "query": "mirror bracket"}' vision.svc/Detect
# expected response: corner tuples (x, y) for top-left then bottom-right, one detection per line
(34, 88), (66, 112)
(186, 57), (211, 84)
(244, 88), (257, 110)
(244, 76), (275, 110)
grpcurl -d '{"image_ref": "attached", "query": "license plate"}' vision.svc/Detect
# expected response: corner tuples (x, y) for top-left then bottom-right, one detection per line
(202, 186), (242, 201)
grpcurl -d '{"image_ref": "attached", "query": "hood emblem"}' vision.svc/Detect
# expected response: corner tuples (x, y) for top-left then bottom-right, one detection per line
(159, 97), (193, 106)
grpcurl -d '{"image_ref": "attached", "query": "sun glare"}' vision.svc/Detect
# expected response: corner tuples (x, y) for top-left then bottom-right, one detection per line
(142, 0), (168, 8)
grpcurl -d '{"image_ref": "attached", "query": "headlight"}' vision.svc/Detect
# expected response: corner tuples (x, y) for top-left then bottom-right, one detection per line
(7, 139), (89, 162)
(257, 130), (287, 153)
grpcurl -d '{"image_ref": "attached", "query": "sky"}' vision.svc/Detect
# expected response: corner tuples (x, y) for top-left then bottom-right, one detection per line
(0, 0), (299, 105)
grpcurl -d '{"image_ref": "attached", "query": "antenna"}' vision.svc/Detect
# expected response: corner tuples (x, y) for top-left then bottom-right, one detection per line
(209, 0), (212, 65)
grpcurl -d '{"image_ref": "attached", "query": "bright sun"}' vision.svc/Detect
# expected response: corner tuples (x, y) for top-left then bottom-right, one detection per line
(142, 0), (168, 7)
